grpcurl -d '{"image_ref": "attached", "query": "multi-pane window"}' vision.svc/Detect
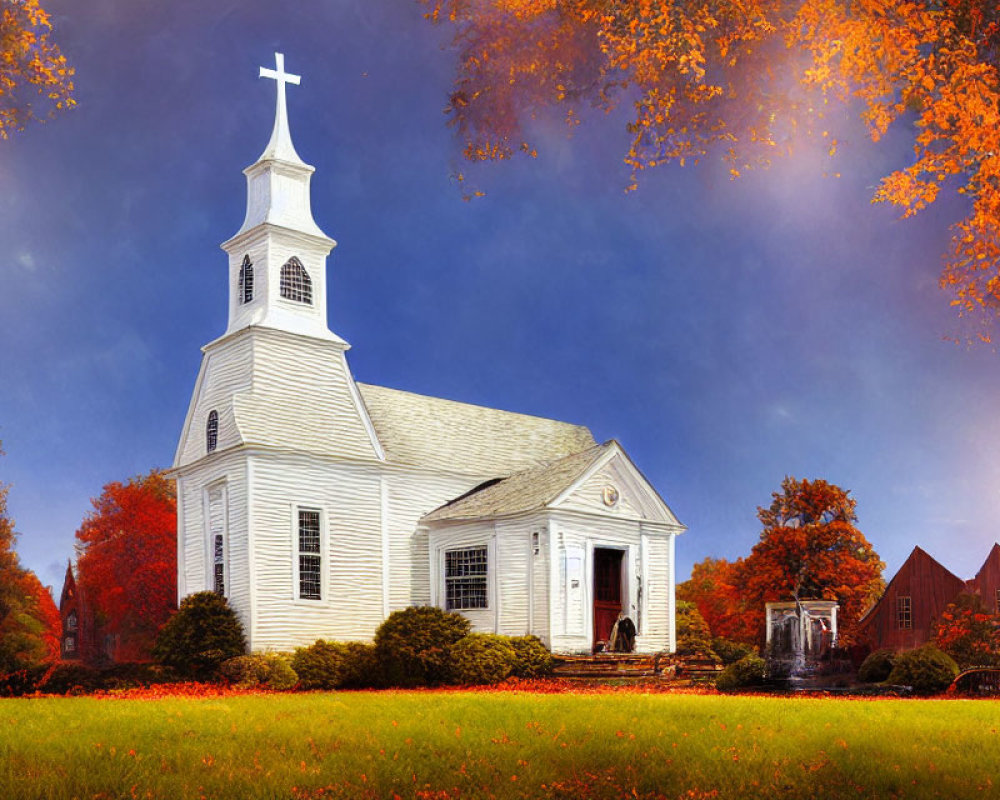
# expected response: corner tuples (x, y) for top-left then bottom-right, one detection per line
(207, 484), (227, 597)
(206, 410), (218, 453)
(995, 588), (1000, 614)
(896, 595), (912, 629)
(239, 255), (254, 304)
(64, 635), (76, 653)
(298, 509), (321, 600)
(213, 533), (225, 596)
(66, 610), (77, 631)
(280, 257), (312, 304)
(445, 546), (488, 610)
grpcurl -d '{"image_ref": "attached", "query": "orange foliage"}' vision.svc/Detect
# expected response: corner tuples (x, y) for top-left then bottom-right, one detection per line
(423, 0), (1000, 336)
(18, 570), (59, 662)
(677, 557), (756, 643)
(735, 477), (884, 645)
(0, 0), (75, 137)
(75, 471), (177, 662)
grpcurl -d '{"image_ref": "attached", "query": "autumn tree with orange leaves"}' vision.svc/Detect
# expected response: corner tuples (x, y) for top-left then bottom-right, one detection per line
(75, 471), (177, 663)
(677, 556), (757, 643)
(0, 450), (60, 673)
(1, 0), (74, 137)
(734, 477), (884, 645)
(423, 0), (1000, 337)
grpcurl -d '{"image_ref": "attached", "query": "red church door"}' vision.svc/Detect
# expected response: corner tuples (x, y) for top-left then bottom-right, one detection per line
(593, 548), (624, 651)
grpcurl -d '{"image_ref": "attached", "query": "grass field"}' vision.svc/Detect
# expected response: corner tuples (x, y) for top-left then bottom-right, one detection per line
(1, 688), (997, 799)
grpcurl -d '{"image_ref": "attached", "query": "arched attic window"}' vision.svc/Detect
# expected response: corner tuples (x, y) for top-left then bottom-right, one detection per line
(280, 257), (312, 304)
(238, 255), (254, 304)
(206, 410), (219, 453)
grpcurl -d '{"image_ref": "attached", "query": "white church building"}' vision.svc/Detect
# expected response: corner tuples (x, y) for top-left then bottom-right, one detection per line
(172, 54), (685, 656)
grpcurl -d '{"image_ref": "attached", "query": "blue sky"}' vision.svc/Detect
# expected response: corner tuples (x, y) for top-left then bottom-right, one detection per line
(4, 0), (1000, 597)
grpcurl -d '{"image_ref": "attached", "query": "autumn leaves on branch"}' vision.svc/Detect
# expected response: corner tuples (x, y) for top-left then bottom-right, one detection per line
(424, 0), (1000, 338)
(0, 0), (74, 138)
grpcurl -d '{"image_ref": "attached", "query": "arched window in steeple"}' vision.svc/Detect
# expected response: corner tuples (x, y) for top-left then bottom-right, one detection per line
(206, 410), (219, 453)
(238, 255), (254, 304)
(280, 257), (312, 304)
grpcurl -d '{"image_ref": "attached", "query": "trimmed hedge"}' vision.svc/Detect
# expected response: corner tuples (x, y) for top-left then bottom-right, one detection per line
(886, 645), (959, 695)
(374, 606), (470, 687)
(450, 634), (517, 685)
(509, 635), (554, 678)
(857, 649), (897, 683)
(153, 592), (246, 679)
(715, 654), (766, 692)
(221, 654), (298, 690)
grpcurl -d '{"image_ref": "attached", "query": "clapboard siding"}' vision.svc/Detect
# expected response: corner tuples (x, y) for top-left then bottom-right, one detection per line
(495, 519), (533, 635)
(642, 534), (671, 652)
(176, 335), (254, 466)
(236, 329), (379, 461)
(249, 456), (383, 649)
(385, 471), (480, 609)
(532, 526), (550, 644)
(174, 453), (250, 634)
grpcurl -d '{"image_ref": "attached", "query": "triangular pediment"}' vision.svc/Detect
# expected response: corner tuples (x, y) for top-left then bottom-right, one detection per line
(550, 442), (683, 528)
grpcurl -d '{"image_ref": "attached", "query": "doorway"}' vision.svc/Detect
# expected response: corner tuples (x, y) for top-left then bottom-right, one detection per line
(593, 547), (624, 651)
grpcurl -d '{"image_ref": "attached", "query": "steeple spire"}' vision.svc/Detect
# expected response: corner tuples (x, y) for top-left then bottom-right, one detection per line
(220, 51), (339, 344)
(258, 52), (304, 164)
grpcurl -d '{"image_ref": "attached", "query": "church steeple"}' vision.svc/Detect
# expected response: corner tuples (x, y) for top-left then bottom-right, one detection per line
(220, 52), (341, 343)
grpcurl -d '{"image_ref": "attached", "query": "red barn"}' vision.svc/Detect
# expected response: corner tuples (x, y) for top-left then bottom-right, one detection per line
(856, 546), (966, 652)
(969, 543), (1000, 614)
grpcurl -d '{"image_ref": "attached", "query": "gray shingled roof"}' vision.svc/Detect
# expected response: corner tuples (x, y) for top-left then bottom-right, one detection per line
(420, 441), (613, 522)
(356, 383), (597, 476)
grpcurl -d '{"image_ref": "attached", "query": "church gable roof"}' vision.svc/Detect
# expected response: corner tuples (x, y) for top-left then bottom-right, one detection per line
(421, 442), (612, 522)
(356, 383), (596, 475)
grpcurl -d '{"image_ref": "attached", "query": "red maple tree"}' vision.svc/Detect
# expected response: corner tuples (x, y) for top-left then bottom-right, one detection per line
(75, 471), (177, 663)
(735, 477), (885, 645)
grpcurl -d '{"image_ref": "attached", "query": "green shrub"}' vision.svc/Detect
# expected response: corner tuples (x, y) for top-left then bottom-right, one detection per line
(374, 606), (470, 687)
(291, 640), (348, 690)
(221, 654), (298, 691)
(676, 601), (717, 659)
(153, 592), (246, 679)
(712, 637), (756, 666)
(450, 634), (517, 685)
(715, 654), (766, 692)
(857, 649), (897, 683)
(886, 645), (959, 695)
(338, 642), (380, 689)
(508, 635), (553, 678)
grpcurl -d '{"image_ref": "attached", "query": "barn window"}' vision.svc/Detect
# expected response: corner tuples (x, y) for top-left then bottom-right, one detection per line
(297, 508), (322, 600)
(444, 546), (488, 610)
(995, 588), (1000, 614)
(280, 257), (312, 304)
(66, 610), (77, 631)
(206, 410), (219, 453)
(64, 635), (76, 653)
(238, 255), (254, 304)
(896, 596), (912, 629)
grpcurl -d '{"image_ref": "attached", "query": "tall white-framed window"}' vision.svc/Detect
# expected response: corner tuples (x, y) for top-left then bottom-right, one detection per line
(294, 506), (323, 600)
(238, 255), (254, 304)
(444, 546), (488, 610)
(206, 483), (228, 597)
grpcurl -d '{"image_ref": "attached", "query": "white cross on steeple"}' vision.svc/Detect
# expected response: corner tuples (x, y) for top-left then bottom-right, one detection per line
(257, 52), (303, 164)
